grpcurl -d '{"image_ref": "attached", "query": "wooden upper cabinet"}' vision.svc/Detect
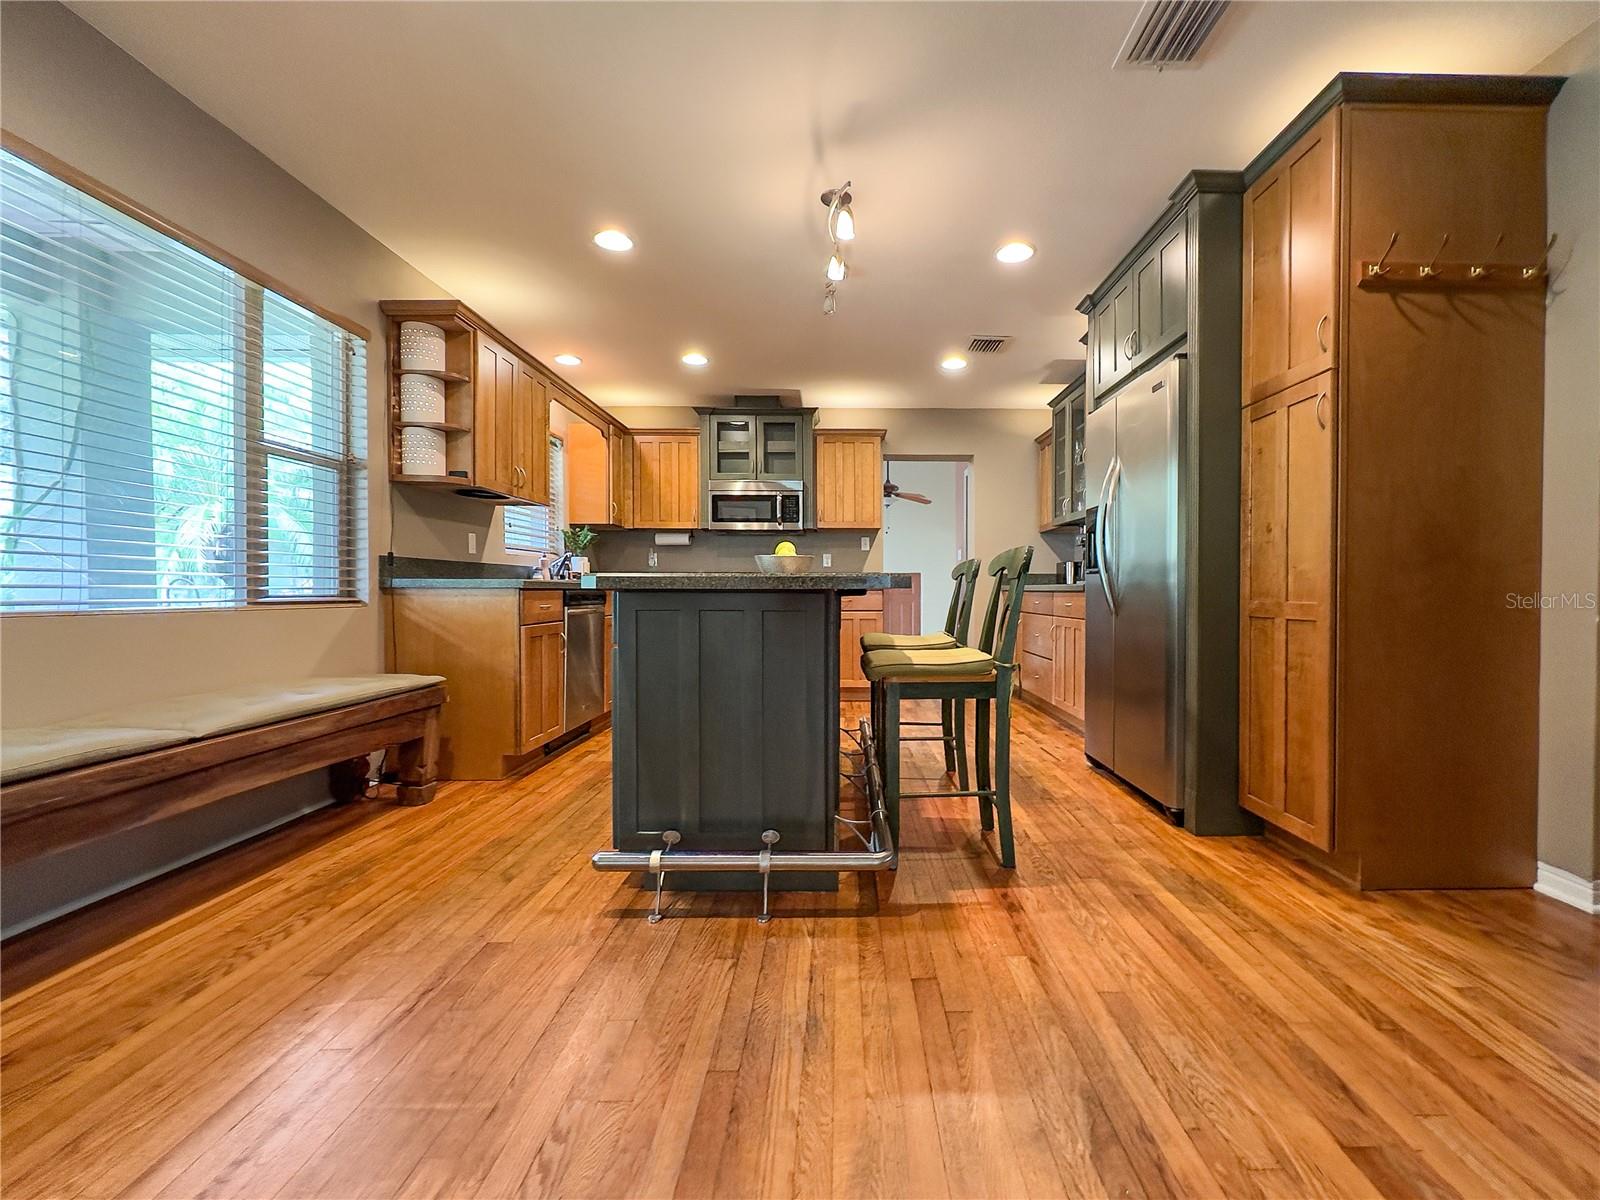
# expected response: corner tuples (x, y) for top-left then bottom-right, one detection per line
(1036, 433), (1054, 531)
(632, 431), (700, 528)
(471, 333), (549, 504)
(474, 336), (511, 495)
(564, 416), (611, 525)
(1244, 111), (1338, 401)
(610, 427), (633, 528)
(1239, 371), (1334, 848)
(815, 430), (885, 529)
(385, 300), (609, 508)
(513, 360), (548, 504)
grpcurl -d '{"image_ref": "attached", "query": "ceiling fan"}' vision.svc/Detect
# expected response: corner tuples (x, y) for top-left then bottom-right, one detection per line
(883, 464), (931, 506)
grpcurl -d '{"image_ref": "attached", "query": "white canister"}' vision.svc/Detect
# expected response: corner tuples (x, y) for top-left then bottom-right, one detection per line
(398, 373), (447, 424)
(570, 555), (590, 574)
(398, 322), (447, 372)
(399, 426), (447, 476)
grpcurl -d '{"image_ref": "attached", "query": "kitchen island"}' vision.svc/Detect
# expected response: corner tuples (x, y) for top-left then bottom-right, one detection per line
(589, 571), (912, 900)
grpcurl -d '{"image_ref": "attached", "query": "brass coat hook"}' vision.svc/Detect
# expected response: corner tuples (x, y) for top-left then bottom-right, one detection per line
(1524, 233), (1558, 280)
(1367, 231), (1399, 278)
(1470, 234), (1505, 279)
(1419, 234), (1450, 279)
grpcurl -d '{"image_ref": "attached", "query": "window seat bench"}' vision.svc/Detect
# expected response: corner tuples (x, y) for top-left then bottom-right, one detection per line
(0, 675), (446, 866)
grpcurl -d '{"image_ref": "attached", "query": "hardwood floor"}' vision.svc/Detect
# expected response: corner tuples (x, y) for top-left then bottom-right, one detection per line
(3, 703), (1596, 1199)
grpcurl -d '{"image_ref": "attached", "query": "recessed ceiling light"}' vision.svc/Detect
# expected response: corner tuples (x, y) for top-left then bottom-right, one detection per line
(593, 228), (634, 252)
(681, 351), (709, 367)
(554, 354), (582, 367)
(940, 355), (968, 372)
(996, 240), (1036, 264)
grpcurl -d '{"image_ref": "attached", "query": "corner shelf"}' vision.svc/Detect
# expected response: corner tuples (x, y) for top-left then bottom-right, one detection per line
(397, 367), (470, 384)
(396, 421), (471, 433)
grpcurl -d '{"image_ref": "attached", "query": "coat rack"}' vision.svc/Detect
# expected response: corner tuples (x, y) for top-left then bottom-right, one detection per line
(1357, 231), (1555, 291)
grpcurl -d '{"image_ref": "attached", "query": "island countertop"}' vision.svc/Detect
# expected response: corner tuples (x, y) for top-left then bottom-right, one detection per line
(590, 572), (911, 591)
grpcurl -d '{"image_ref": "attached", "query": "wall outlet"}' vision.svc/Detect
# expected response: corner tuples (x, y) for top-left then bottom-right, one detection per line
(822, 552), (832, 567)
(468, 532), (478, 555)
(860, 536), (871, 551)
(648, 548), (659, 569)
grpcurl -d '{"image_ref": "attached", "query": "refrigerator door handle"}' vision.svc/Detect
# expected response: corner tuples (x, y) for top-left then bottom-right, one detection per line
(1098, 459), (1121, 615)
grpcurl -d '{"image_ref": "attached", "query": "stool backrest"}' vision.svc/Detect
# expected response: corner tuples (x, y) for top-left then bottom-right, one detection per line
(975, 545), (1035, 665)
(943, 557), (982, 644)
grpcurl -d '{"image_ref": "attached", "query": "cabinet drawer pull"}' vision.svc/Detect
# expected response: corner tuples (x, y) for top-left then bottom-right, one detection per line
(1315, 391), (1328, 430)
(1316, 314), (1329, 353)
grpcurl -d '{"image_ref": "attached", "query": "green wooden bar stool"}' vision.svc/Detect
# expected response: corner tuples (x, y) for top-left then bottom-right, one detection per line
(863, 546), (1033, 868)
(859, 558), (981, 787)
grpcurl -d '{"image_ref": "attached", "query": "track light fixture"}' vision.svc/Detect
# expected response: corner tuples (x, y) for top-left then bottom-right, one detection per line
(820, 181), (854, 315)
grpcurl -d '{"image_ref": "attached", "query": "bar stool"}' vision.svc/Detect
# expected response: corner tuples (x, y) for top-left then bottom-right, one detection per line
(863, 546), (1033, 868)
(859, 558), (981, 787)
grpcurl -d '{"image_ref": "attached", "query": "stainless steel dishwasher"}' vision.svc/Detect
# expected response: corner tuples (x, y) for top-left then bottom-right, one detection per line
(563, 592), (607, 731)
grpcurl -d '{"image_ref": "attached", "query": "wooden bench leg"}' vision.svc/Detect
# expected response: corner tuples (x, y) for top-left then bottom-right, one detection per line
(328, 756), (372, 803)
(395, 709), (441, 806)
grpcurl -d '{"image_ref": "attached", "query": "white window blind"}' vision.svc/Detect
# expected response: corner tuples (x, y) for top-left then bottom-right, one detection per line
(0, 148), (366, 613)
(505, 435), (564, 555)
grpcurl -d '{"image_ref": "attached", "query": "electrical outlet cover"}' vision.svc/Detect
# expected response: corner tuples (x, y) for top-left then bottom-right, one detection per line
(822, 552), (833, 567)
(468, 532), (478, 555)
(860, 536), (870, 551)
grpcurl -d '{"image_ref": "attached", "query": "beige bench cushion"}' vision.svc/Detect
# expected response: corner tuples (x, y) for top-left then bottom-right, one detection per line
(0, 674), (444, 784)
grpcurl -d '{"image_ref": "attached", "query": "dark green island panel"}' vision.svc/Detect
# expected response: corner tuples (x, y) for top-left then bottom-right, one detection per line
(599, 572), (911, 891)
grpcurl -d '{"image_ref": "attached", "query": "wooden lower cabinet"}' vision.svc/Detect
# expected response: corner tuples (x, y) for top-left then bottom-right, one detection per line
(1016, 590), (1085, 727)
(1240, 372), (1334, 848)
(518, 621), (565, 752)
(839, 591), (884, 692)
(838, 587), (921, 694)
(391, 588), (602, 780)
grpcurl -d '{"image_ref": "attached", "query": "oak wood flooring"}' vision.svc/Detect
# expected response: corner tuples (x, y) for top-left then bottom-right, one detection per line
(2, 703), (1596, 1199)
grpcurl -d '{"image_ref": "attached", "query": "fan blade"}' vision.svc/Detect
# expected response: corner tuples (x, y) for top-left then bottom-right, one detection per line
(899, 491), (933, 504)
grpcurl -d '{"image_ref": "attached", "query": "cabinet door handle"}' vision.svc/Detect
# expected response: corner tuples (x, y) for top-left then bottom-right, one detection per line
(1315, 391), (1328, 430)
(1316, 314), (1329, 353)
(1123, 331), (1137, 360)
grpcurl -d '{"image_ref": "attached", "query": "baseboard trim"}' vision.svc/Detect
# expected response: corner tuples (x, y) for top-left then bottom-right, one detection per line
(1534, 862), (1600, 914)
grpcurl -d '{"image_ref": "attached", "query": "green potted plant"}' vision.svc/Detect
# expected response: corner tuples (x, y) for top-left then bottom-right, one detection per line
(563, 525), (597, 574)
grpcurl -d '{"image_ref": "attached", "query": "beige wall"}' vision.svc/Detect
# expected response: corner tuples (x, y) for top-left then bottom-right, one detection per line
(0, 3), (454, 724)
(597, 406), (1067, 577)
(1534, 22), (1600, 882)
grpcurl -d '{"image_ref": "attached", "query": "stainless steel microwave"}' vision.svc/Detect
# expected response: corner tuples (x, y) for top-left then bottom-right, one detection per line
(705, 479), (805, 531)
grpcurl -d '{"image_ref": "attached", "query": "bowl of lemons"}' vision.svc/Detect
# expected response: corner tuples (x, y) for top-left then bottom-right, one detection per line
(754, 541), (816, 576)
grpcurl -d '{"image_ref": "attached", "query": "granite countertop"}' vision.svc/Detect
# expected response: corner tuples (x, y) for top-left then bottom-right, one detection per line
(588, 572), (913, 592)
(384, 576), (588, 590)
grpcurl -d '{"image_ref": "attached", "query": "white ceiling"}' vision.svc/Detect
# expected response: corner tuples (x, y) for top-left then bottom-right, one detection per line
(71, 1), (1594, 410)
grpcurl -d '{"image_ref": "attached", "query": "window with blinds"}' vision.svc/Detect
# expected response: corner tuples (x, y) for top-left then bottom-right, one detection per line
(0, 148), (366, 614)
(504, 435), (564, 555)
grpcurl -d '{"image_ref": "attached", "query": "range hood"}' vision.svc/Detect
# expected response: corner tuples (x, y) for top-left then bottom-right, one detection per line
(694, 390), (803, 414)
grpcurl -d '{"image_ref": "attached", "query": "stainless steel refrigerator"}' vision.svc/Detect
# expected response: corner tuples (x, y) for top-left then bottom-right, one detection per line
(1083, 355), (1185, 817)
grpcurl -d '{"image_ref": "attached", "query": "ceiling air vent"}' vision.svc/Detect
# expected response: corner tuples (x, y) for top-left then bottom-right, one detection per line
(1115, 0), (1230, 70)
(966, 335), (1013, 355)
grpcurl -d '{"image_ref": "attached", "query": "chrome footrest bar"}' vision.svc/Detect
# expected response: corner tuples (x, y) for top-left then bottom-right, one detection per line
(592, 715), (896, 923)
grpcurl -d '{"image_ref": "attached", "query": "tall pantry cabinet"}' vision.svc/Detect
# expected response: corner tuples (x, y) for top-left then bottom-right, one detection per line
(1237, 74), (1563, 888)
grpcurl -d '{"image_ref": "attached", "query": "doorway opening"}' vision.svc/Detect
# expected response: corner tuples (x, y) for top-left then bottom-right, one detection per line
(881, 456), (973, 637)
